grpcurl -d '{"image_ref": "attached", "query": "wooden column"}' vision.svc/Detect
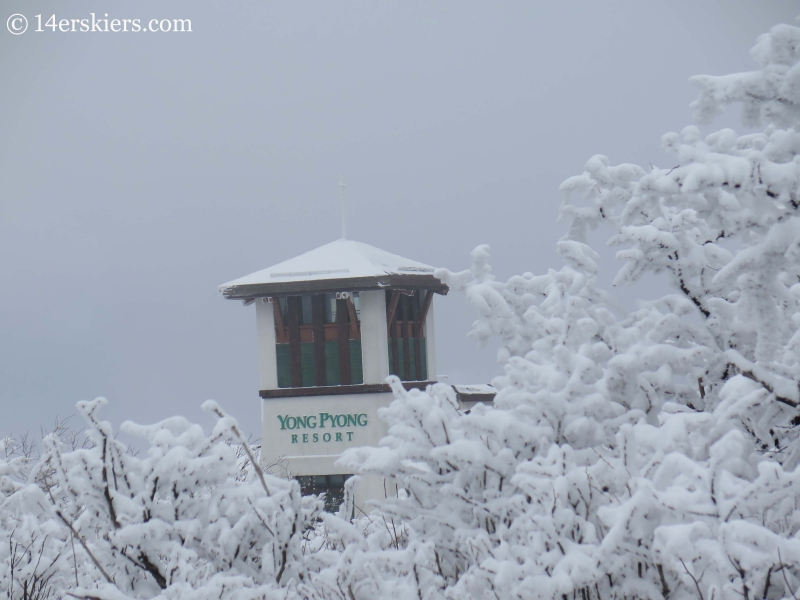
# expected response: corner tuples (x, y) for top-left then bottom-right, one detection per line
(386, 290), (400, 331)
(412, 291), (422, 380)
(416, 290), (433, 381)
(311, 295), (326, 386)
(287, 296), (302, 387)
(418, 289), (433, 326)
(402, 295), (412, 381)
(273, 298), (287, 343)
(336, 298), (351, 385)
(387, 291), (401, 377)
(346, 297), (360, 339)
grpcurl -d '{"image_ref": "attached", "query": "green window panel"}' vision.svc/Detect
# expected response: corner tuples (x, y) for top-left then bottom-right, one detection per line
(350, 340), (363, 384)
(323, 341), (363, 385)
(388, 338), (427, 381)
(300, 342), (315, 387)
(324, 342), (339, 386)
(276, 344), (291, 389)
(276, 340), (363, 388)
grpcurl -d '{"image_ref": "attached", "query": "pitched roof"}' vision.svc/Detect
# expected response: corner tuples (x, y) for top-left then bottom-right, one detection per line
(219, 239), (448, 299)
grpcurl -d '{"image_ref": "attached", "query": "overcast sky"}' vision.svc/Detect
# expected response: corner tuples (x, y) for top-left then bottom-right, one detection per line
(1, 1), (797, 439)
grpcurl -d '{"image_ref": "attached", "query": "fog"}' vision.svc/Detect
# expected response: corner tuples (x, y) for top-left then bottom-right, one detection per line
(1, 1), (796, 437)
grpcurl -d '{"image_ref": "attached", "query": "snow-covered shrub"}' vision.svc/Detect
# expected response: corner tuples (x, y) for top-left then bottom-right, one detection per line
(2, 18), (800, 600)
(338, 255), (665, 598)
(0, 481), (72, 600)
(2, 400), (328, 600)
(337, 19), (800, 600)
(1, 418), (93, 600)
(561, 21), (800, 465)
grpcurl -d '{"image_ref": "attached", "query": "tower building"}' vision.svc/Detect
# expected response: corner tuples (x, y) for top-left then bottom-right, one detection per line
(219, 238), (449, 509)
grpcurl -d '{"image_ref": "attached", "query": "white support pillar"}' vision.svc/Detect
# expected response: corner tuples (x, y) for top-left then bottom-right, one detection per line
(359, 290), (390, 384)
(424, 299), (437, 382)
(255, 298), (278, 390)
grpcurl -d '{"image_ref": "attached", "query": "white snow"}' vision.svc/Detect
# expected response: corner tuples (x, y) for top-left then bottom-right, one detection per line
(3, 19), (800, 600)
(451, 384), (496, 395)
(219, 238), (437, 291)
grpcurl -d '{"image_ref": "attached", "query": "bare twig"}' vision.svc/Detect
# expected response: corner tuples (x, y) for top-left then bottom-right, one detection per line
(49, 498), (113, 585)
(778, 549), (799, 600)
(205, 403), (272, 496)
(737, 366), (798, 409)
(680, 558), (704, 600)
(70, 530), (79, 587)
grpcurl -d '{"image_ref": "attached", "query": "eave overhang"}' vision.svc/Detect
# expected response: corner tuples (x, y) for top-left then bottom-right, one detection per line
(221, 273), (448, 300)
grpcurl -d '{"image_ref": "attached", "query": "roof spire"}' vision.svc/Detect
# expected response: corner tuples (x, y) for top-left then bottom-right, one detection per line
(339, 175), (347, 240)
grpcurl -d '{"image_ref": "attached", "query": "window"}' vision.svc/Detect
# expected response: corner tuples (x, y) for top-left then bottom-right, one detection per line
(324, 293), (360, 323)
(385, 289), (432, 382)
(301, 295), (312, 324)
(296, 474), (353, 513)
(325, 293), (336, 323)
(278, 295), (314, 325)
(275, 293), (363, 388)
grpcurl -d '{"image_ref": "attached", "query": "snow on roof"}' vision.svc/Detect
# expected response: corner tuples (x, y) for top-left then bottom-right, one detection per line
(219, 238), (438, 294)
(452, 384), (496, 408)
(452, 384), (496, 396)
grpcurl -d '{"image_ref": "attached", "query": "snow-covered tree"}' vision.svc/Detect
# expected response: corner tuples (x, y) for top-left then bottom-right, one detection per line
(3, 18), (800, 600)
(2, 400), (330, 600)
(1, 418), (93, 600)
(337, 19), (800, 600)
(557, 20), (800, 599)
(562, 21), (800, 462)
